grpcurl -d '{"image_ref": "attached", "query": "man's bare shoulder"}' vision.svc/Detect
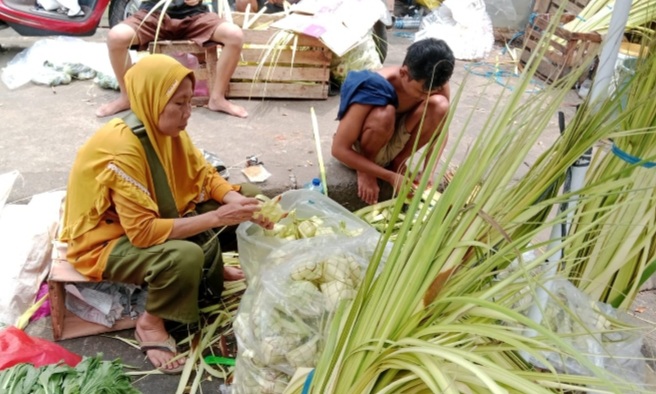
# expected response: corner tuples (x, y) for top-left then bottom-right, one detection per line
(377, 66), (400, 80)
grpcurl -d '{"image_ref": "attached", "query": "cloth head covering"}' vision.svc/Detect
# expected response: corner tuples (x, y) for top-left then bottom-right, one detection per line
(61, 54), (212, 241)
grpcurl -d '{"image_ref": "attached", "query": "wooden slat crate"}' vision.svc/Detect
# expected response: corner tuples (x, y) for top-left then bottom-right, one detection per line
(230, 13), (332, 100)
(520, 13), (601, 83)
(48, 247), (136, 341)
(148, 13), (332, 102)
(148, 40), (219, 107)
(532, 0), (590, 15)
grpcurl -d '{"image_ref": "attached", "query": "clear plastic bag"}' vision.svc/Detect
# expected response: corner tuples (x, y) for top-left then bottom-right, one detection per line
(236, 189), (379, 281)
(522, 278), (647, 388)
(330, 33), (382, 86)
(233, 190), (385, 393)
(1, 37), (126, 90)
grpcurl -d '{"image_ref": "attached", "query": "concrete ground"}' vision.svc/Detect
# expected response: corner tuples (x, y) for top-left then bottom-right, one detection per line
(1, 23), (655, 393)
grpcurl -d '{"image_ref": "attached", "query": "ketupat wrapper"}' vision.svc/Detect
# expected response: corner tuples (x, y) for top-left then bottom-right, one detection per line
(255, 194), (288, 223)
(290, 261), (323, 282)
(286, 280), (325, 318)
(260, 335), (300, 365)
(321, 280), (355, 312)
(286, 336), (320, 368)
(322, 255), (356, 284)
(296, 220), (317, 238)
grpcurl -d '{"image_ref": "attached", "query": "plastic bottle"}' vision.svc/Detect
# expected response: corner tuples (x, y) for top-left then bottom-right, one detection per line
(304, 177), (324, 194)
(394, 16), (421, 30)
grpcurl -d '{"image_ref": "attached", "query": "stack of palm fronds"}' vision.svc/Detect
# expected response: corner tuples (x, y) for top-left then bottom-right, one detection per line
(562, 37), (656, 309)
(282, 14), (656, 394)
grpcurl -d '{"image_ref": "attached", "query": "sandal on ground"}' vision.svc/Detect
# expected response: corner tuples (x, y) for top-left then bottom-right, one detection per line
(135, 331), (185, 375)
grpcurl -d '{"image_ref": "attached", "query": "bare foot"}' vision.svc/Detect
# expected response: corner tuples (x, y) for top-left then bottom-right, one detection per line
(96, 95), (130, 118)
(357, 171), (380, 205)
(135, 313), (185, 373)
(207, 97), (248, 118)
(224, 266), (245, 281)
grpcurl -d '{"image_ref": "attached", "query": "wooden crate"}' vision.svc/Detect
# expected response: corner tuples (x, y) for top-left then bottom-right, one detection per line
(48, 251), (136, 341)
(532, 0), (590, 15)
(148, 40), (219, 107)
(520, 13), (601, 83)
(229, 13), (332, 100)
(148, 13), (332, 102)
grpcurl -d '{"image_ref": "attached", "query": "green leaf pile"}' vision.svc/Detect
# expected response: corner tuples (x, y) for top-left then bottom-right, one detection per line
(0, 355), (140, 394)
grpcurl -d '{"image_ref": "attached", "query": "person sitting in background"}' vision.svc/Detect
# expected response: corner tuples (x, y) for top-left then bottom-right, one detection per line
(62, 54), (272, 374)
(331, 38), (455, 205)
(96, 0), (248, 118)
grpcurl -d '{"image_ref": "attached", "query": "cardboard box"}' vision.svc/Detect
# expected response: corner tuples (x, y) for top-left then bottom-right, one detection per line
(271, 0), (385, 57)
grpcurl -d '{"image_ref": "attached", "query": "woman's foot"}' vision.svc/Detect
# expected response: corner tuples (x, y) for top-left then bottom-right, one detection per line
(96, 95), (130, 118)
(224, 265), (245, 281)
(207, 97), (248, 118)
(135, 312), (186, 374)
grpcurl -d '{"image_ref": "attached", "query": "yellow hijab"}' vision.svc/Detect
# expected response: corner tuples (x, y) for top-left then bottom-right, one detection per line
(61, 54), (213, 241)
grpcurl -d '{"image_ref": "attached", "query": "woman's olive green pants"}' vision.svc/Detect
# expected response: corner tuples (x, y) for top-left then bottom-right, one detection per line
(102, 184), (260, 324)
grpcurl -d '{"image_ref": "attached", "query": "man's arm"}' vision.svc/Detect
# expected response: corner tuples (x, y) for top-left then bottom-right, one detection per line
(332, 103), (398, 186)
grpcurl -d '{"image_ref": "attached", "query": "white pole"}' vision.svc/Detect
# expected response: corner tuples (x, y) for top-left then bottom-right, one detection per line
(589, 0), (632, 107)
(526, 0), (632, 333)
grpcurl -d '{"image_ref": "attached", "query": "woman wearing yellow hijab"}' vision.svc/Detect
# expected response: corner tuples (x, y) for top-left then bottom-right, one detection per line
(60, 54), (271, 373)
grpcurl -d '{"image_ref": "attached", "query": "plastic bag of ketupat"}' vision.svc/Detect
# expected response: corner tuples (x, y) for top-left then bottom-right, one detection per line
(233, 226), (383, 393)
(233, 189), (389, 393)
(330, 33), (382, 86)
(236, 189), (383, 281)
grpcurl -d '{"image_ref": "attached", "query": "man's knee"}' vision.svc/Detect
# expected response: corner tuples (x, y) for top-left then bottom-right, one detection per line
(364, 105), (396, 136)
(107, 24), (138, 49)
(214, 22), (244, 47)
(427, 94), (449, 118)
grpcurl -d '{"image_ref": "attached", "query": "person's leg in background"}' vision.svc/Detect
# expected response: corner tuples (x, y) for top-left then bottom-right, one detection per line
(95, 10), (163, 118)
(207, 19), (249, 117)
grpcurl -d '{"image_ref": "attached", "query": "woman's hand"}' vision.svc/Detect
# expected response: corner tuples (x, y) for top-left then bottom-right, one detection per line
(251, 212), (275, 230)
(213, 198), (261, 227)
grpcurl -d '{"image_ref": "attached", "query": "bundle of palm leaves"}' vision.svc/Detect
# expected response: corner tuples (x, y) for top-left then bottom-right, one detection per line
(282, 15), (656, 394)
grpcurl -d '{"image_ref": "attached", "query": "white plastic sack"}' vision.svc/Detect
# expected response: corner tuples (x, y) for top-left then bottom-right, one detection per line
(0, 189), (66, 327)
(415, 0), (494, 61)
(1, 37), (132, 90)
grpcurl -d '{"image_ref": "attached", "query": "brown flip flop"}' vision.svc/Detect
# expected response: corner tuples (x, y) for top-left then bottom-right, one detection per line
(135, 331), (185, 375)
